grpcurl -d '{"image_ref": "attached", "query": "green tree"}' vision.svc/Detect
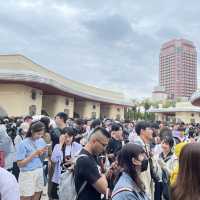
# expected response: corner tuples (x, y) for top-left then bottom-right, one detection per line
(163, 100), (176, 108)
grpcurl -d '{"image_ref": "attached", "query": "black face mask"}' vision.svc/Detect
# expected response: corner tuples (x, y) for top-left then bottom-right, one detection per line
(141, 159), (148, 172)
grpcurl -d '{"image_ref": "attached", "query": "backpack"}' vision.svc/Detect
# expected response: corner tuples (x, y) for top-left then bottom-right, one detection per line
(58, 154), (88, 200)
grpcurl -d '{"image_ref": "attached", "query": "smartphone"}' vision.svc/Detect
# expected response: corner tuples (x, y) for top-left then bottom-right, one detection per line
(65, 155), (71, 160)
(99, 155), (106, 164)
(46, 144), (51, 147)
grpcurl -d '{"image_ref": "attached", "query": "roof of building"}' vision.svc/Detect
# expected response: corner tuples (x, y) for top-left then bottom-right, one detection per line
(190, 91), (200, 106)
(161, 39), (196, 50)
(0, 54), (133, 106)
(149, 106), (200, 113)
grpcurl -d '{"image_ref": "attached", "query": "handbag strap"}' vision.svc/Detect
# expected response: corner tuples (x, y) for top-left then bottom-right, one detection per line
(111, 187), (132, 197)
(75, 181), (87, 200)
(74, 154), (89, 200)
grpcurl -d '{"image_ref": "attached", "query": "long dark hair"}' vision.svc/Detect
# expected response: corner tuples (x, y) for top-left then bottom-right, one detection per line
(117, 143), (145, 192)
(26, 121), (45, 138)
(171, 143), (200, 200)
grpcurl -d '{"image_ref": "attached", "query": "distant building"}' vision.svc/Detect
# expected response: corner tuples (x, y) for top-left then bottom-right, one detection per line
(149, 102), (200, 123)
(152, 86), (168, 101)
(0, 55), (133, 119)
(159, 39), (197, 99)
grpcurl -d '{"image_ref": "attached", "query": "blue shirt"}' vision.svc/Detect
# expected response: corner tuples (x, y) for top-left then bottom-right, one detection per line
(16, 138), (47, 172)
(112, 172), (149, 200)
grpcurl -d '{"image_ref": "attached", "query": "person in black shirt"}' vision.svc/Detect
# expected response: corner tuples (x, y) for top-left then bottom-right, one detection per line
(106, 123), (123, 164)
(74, 127), (110, 200)
(50, 112), (68, 150)
(48, 112), (67, 200)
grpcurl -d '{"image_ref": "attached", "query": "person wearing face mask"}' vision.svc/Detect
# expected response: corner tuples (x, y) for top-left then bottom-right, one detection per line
(158, 136), (176, 200)
(112, 143), (149, 200)
(134, 121), (161, 200)
(50, 127), (82, 199)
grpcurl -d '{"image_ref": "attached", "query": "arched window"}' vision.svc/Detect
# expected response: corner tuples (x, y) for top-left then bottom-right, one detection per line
(31, 90), (37, 100)
(65, 99), (69, 106)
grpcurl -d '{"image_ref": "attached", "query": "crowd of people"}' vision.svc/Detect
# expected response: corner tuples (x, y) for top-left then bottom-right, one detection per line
(1, 112), (200, 200)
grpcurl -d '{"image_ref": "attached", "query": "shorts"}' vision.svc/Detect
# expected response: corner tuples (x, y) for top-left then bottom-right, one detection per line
(19, 168), (44, 197)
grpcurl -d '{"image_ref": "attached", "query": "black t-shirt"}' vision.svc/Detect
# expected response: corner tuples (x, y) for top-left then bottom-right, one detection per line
(50, 127), (63, 150)
(74, 149), (101, 200)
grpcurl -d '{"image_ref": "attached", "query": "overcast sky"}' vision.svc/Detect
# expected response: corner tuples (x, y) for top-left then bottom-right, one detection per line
(0, 0), (200, 99)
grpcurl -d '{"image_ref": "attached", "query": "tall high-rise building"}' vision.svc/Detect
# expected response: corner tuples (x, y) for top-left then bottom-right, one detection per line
(159, 39), (197, 99)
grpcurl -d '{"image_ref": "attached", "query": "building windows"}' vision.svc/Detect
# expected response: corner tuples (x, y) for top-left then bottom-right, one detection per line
(117, 108), (121, 112)
(191, 113), (194, 117)
(93, 105), (96, 109)
(65, 98), (69, 106)
(31, 90), (37, 100)
(91, 112), (96, 119)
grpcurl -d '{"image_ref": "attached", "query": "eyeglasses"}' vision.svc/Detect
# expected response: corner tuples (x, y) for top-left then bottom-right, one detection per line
(96, 139), (108, 148)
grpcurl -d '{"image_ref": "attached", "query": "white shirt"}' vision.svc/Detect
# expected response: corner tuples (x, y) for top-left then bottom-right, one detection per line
(0, 167), (20, 200)
(153, 144), (163, 157)
(128, 130), (138, 143)
(65, 142), (82, 157)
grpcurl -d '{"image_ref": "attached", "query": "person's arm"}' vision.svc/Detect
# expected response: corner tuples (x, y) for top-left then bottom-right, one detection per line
(51, 135), (65, 163)
(17, 149), (44, 168)
(92, 174), (108, 195)
(51, 144), (62, 163)
(16, 142), (47, 168)
(78, 156), (108, 195)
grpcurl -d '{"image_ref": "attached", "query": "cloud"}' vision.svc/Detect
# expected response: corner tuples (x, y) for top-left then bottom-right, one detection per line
(83, 14), (133, 42)
(0, 0), (199, 100)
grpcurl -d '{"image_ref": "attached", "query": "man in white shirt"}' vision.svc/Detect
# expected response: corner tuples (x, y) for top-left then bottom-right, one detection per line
(0, 167), (20, 200)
